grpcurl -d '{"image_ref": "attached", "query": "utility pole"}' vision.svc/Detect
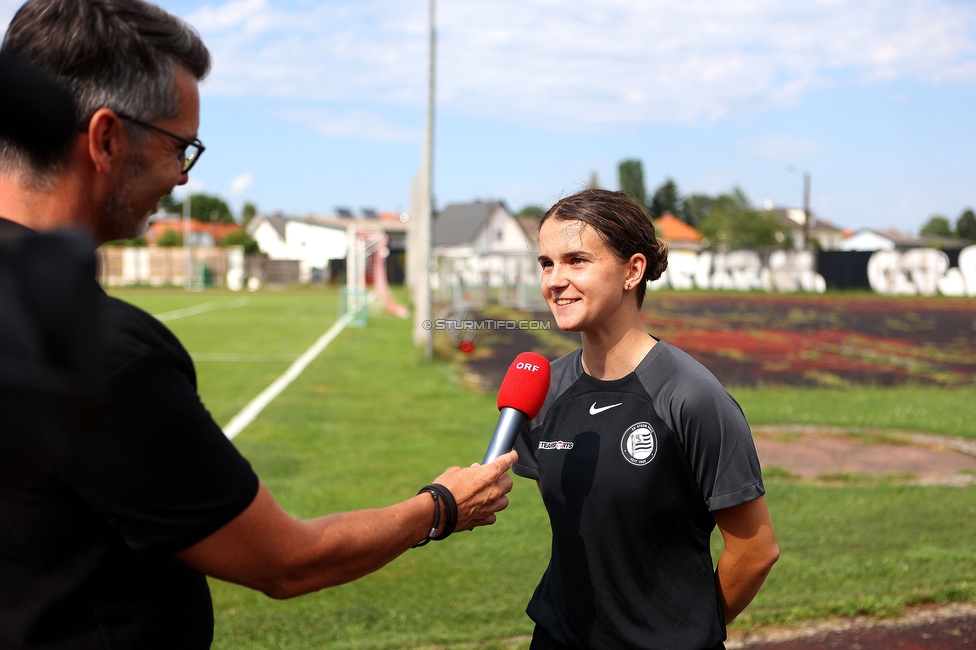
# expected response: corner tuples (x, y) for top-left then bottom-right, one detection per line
(787, 166), (812, 251)
(802, 171), (811, 251)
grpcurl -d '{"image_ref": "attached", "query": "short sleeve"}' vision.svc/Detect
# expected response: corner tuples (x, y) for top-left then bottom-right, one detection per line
(512, 420), (539, 480)
(640, 343), (764, 512)
(674, 386), (765, 511)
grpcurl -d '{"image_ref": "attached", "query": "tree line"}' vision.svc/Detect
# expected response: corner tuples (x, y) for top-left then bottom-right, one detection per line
(106, 192), (260, 253)
(520, 158), (976, 250)
(520, 159), (793, 251)
(920, 210), (976, 241)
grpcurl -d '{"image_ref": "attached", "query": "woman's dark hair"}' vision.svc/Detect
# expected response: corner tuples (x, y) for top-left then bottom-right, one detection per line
(542, 189), (668, 308)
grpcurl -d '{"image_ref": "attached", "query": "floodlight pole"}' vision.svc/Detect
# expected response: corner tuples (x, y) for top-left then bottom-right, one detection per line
(182, 193), (191, 290)
(412, 0), (436, 359)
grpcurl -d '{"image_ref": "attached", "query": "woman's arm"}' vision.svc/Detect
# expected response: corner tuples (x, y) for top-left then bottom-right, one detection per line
(712, 495), (779, 624)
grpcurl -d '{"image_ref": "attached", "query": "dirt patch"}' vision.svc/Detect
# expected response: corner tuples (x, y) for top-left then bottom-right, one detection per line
(727, 602), (976, 649)
(753, 425), (976, 485)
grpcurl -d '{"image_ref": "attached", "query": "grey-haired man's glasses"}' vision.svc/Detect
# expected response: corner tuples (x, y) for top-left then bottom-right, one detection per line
(115, 111), (205, 173)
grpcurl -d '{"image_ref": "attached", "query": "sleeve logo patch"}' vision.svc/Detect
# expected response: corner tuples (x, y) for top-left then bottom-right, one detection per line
(539, 440), (574, 451)
(621, 422), (657, 466)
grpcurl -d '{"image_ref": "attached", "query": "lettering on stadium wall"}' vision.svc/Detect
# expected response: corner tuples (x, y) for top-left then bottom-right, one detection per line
(647, 245), (976, 297)
(865, 246), (976, 297)
(648, 250), (827, 294)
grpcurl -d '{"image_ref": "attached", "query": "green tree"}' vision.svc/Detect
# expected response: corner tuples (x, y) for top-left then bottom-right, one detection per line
(219, 230), (261, 255)
(650, 178), (680, 218)
(159, 192), (183, 215)
(516, 204), (545, 220)
(241, 202), (258, 227)
(681, 193), (714, 228)
(587, 170), (601, 190)
(698, 188), (787, 251)
(956, 208), (976, 241)
(158, 192), (181, 215)
(156, 229), (183, 247)
(188, 194), (234, 223)
(618, 159), (646, 206)
(155, 193), (234, 222)
(920, 215), (953, 238)
(103, 236), (146, 247)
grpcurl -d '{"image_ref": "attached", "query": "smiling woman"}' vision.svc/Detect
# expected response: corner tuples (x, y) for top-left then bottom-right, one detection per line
(514, 189), (779, 650)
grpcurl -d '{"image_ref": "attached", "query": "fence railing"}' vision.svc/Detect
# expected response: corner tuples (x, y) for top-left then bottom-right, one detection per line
(97, 246), (244, 288)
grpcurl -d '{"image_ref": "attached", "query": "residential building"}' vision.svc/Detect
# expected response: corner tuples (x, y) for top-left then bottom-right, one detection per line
(247, 212), (408, 284)
(144, 214), (241, 247)
(654, 213), (706, 251)
(771, 208), (846, 251)
(433, 201), (536, 256)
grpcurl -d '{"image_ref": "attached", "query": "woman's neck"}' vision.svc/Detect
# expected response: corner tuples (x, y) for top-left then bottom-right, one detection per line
(580, 318), (656, 381)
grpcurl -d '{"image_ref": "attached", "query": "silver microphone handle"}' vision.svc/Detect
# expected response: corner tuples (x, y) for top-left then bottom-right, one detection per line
(482, 407), (527, 464)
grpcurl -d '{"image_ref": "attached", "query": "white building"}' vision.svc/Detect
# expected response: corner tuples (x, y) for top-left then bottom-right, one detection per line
(431, 201), (541, 308)
(433, 201), (536, 257)
(248, 214), (347, 283)
(773, 208), (846, 251)
(839, 229), (901, 251)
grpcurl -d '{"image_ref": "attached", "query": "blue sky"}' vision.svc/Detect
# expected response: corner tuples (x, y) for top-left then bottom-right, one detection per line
(3, 0), (975, 233)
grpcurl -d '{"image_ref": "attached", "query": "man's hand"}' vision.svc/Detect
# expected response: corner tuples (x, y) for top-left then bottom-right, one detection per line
(431, 450), (517, 532)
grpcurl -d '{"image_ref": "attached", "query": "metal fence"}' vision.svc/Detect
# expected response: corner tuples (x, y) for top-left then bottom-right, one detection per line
(432, 252), (546, 310)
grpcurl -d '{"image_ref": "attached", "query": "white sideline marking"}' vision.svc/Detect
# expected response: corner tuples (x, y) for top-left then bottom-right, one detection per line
(154, 298), (249, 322)
(191, 353), (300, 362)
(222, 309), (358, 440)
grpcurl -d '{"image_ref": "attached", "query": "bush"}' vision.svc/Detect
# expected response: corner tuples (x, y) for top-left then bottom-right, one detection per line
(156, 229), (182, 247)
(219, 230), (261, 255)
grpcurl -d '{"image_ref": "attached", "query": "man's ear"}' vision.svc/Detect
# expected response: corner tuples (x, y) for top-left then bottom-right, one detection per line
(85, 108), (128, 175)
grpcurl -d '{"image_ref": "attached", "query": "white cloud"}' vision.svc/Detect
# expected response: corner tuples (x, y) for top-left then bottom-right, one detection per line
(741, 136), (826, 161)
(274, 107), (420, 143)
(79, 0), (976, 131)
(229, 172), (254, 196)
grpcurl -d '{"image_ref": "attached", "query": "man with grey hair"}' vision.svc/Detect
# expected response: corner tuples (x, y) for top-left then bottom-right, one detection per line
(0, 1), (517, 648)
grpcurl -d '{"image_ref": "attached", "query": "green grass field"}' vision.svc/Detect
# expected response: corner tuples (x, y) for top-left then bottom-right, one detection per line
(112, 287), (976, 649)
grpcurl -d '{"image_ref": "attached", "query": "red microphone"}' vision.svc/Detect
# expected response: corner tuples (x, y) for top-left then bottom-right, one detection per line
(482, 352), (551, 464)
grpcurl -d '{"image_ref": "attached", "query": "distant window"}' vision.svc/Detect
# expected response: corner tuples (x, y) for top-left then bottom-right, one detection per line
(496, 229), (503, 242)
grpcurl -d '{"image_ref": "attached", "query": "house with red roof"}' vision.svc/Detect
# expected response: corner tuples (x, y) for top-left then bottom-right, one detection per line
(653, 213), (706, 251)
(144, 215), (242, 247)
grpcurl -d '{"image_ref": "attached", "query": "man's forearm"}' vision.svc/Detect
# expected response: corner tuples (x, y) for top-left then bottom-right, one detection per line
(176, 451), (517, 599)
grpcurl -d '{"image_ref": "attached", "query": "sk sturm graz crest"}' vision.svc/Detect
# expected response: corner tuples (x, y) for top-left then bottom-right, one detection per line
(620, 422), (657, 466)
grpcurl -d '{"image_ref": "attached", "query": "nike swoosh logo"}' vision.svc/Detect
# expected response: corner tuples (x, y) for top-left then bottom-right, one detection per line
(589, 402), (622, 415)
